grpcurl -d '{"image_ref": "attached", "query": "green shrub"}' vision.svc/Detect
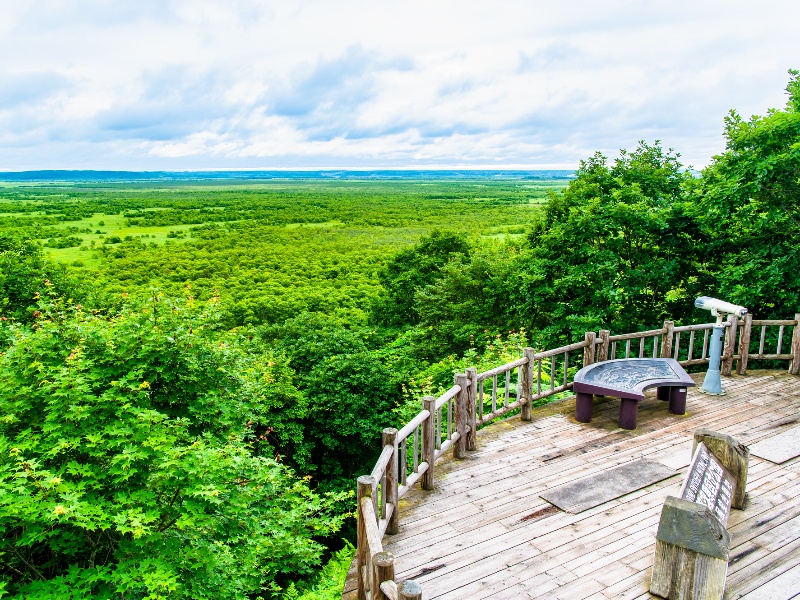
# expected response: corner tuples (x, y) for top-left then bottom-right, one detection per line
(44, 236), (83, 249)
(0, 233), (80, 323)
(0, 295), (344, 598)
(281, 542), (354, 600)
(372, 230), (471, 328)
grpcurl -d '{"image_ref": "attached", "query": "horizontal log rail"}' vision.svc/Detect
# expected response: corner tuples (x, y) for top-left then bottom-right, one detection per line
(673, 322), (720, 332)
(750, 319), (796, 326)
(475, 357), (528, 382)
(608, 327), (667, 342)
(354, 313), (800, 599)
(745, 353), (793, 361)
(434, 384), (461, 410)
(395, 410), (429, 445)
(533, 339), (589, 359)
(370, 445), (394, 481)
(397, 462), (428, 500)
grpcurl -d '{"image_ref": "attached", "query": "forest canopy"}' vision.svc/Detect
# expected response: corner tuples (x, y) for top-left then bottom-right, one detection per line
(0, 71), (797, 598)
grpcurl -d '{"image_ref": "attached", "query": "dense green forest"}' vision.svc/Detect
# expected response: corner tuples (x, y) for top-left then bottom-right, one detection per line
(0, 71), (797, 598)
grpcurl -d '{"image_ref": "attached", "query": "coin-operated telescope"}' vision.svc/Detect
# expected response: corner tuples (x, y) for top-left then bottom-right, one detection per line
(694, 296), (748, 395)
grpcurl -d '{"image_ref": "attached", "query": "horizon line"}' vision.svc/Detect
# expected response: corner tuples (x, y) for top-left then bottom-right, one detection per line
(0, 167), (577, 173)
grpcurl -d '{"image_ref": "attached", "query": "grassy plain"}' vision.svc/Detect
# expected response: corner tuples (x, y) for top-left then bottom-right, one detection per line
(0, 178), (569, 326)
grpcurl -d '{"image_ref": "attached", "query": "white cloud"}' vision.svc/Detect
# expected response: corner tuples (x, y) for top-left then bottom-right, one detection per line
(1, 0), (798, 169)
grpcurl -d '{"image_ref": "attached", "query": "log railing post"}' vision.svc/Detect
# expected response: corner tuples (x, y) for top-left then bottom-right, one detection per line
(398, 580), (423, 599)
(737, 313), (753, 375)
(596, 330), (610, 363)
(722, 315), (738, 376)
(517, 359), (528, 422)
(453, 373), (468, 459)
(421, 396), (435, 490)
(660, 321), (674, 359)
(373, 552), (394, 600)
(583, 331), (596, 367)
(791, 313), (800, 375)
(382, 428), (399, 535)
(521, 347), (535, 421)
(356, 475), (375, 600)
(465, 367), (477, 451)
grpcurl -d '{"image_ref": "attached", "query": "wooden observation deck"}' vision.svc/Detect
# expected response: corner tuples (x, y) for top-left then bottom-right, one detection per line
(345, 372), (800, 599)
(346, 316), (800, 600)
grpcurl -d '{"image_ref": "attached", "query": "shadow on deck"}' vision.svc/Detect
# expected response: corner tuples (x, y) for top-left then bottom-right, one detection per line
(344, 371), (800, 599)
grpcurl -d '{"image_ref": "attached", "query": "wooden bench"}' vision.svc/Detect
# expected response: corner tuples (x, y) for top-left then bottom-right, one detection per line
(573, 358), (695, 430)
(650, 429), (749, 600)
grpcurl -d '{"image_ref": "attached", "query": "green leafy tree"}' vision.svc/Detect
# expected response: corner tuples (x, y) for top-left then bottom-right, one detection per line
(691, 69), (800, 315)
(302, 351), (402, 489)
(515, 142), (706, 344)
(412, 244), (520, 358)
(372, 230), (471, 327)
(262, 313), (399, 486)
(0, 295), (342, 599)
(0, 233), (78, 323)
(280, 542), (354, 600)
(264, 313), (373, 377)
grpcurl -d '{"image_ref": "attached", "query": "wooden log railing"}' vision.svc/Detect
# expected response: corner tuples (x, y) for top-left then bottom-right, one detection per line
(475, 357), (527, 426)
(606, 326), (666, 361)
(736, 314), (800, 375)
(354, 314), (800, 599)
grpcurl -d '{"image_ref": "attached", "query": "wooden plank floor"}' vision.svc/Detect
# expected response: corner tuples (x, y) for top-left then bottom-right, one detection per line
(343, 371), (800, 599)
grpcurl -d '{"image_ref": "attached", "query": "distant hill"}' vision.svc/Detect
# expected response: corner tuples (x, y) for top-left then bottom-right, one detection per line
(0, 169), (575, 183)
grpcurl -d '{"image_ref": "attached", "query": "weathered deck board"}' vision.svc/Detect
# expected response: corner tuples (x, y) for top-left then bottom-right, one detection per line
(345, 371), (800, 599)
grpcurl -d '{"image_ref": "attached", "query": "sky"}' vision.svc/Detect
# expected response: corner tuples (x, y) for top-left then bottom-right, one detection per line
(1, 1), (799, 171)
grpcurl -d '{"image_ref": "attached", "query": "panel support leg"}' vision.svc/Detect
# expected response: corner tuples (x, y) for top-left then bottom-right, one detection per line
(669, 388), (687, 415)
(619, 398), (638, 430)
(576, 392), (593, 423)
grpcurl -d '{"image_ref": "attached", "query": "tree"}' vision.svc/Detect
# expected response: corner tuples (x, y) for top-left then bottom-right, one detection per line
(514, 142), (706, 344)
(0, 295), (342, 598)
(303, 352), (402, 489)
(412, 244), (520, 358)
(262, 313), (401, 498)
(372, 230), (471, 328)
(0, 233), (79, 323)
(691, 69), (800, 316)
(265, 312), (373, 377)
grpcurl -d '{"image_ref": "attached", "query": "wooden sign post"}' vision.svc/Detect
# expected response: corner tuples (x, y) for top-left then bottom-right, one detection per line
(679, 442), (736, 525)
(650, 431), (749, 600)
(692, 429), (749, 510)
